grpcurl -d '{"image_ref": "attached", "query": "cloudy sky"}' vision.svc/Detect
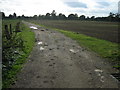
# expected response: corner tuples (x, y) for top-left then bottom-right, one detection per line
(0, 0), (119, 17)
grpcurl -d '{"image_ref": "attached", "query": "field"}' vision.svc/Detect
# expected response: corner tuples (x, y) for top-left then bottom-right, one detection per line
(30, 20), (119, 43)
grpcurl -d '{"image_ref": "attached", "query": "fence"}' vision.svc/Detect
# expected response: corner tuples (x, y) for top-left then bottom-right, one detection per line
(2, 22), (23, 65)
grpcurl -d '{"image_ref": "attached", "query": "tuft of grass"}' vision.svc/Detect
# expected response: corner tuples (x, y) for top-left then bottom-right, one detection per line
(2, 22), (35, 88)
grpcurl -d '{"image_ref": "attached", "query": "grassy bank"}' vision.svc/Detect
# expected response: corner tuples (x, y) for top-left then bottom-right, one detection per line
(2, 21), (35, 88)
(31, 22), (120, 67)
(57, 29), (120, 60)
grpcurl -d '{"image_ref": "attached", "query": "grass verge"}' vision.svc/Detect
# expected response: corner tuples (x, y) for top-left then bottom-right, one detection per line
(57, 29), (120, 60)
(2, 22), (35, 88)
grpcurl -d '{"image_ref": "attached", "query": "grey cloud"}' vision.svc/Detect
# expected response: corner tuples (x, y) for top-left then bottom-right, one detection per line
(65, 1), (87, 8)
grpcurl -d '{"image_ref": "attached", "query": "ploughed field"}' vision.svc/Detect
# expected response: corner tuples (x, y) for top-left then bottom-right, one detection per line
(30, 20), (118, 43)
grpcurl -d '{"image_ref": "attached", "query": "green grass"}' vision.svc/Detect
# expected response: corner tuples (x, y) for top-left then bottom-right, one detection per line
(2, 21), (35, 88)
(57, 29), (120, 60)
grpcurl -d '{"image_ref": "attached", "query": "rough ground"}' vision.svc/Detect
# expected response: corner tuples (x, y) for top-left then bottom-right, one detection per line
(12, 21), (119, 88)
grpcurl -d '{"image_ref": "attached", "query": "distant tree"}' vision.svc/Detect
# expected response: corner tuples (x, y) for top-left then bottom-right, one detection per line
(39, 14), (41, 17)
(9, 14), (13, 19)
(51, 10), (56, 16)
(22, 14), (25, 17)
(2, 12), (5, 19)
(17, 16), (21, 19)
(45, 13), (51, 19)
(68, 14), (78, 20)
(91, 16), (95, 20)
(86, 16), (90, 20)
(114, 13), (120, 22)
(79, 15), (85, 20)
(13, 12), (17, 18)
(109, 12), (114, 17)
(33, 15), (37, 17)
(74, 13), (78, 20)
(21, 14), (25, 19)
(33, 15), (38, 19)
(41, 15), (45, 19)
(51, 10), (57, 19)
(58, 13), (66, 20)
(107, 12), (114, 21)
(38, 14), (42, 19)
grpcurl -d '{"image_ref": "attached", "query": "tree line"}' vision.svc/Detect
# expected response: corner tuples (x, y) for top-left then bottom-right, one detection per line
(1, 10), (120, 22)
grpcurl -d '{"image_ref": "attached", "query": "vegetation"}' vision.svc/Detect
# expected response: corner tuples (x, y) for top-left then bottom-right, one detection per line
(2, 20), (35, 88)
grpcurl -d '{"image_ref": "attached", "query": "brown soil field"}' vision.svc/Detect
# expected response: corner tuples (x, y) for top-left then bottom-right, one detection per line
(30, 20), (119, 43)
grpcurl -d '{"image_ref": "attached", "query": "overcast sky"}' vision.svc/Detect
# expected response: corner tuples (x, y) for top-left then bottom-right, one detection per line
(0, 0), (119, 17)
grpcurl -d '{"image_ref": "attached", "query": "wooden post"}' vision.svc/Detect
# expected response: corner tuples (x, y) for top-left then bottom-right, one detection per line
(5, 25), (10, 40)
(9, 24), (12, 35)
(15, 22), (21, 32)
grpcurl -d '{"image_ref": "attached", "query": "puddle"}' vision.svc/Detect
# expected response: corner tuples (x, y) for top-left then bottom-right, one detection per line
(30, 26), (38, 30)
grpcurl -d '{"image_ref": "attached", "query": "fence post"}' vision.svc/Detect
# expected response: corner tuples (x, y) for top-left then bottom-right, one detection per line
(9, 24), (12, 35)
(5, 25), (10, 40)
(15, 22), (21, 32)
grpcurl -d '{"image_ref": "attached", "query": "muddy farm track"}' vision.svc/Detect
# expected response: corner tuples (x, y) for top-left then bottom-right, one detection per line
(12, 21), (119, 88)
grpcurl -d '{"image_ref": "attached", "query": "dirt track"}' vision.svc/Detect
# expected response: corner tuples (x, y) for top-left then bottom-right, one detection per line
(12, 21), (119, 88)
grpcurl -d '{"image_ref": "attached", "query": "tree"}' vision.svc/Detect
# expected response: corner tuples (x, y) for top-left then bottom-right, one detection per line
(91, 16), (95, 20)
(21, 14), (25, 19)
(13, 12), (17, 18)
(107, 12), (114, 21)
(33, 15), (38, 20)
(74, 14), (78, 20)
(86, 16), (90, 20)
(114, 13), (120, 22)
(51, 10), (57, 19)
(9, 14), (13, 19)
(68, 14), (78, 20)
(51, 10), (56, 16)
(58, 13), (66, 20)
(45, 13), (51, 19)
(2, 12), (5, 19)
(79, 15), (85, 20)
(109, 12), (114, 17)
